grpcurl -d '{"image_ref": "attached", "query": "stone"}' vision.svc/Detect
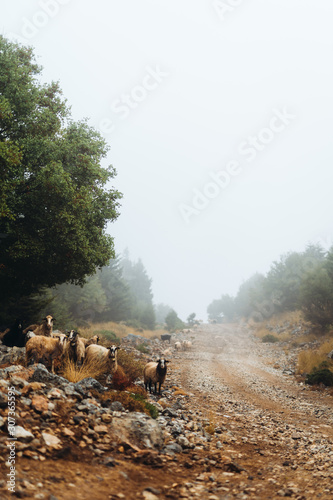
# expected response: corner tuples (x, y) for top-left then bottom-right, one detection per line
(94, 425), (108, 434)
(110, 412), (164, 449)
(31, 395), (49, 413)
(109, 401), (125, 412)
(41, 432), (62, 449)
(74, 378), (105, 394)
(15, 426), (35, 442)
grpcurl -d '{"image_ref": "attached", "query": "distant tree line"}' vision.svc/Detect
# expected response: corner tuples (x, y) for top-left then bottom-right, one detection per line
(207, 244), (333, 332)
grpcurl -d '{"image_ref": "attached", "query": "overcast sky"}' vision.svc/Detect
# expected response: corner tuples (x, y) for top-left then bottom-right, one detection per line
(2, 1), (333, 320)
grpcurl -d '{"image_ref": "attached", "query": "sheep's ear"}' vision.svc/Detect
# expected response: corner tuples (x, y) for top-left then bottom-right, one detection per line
(52, 318), (56, 322)
(116, 346), (120, 350)
(165, 360), (170, 363)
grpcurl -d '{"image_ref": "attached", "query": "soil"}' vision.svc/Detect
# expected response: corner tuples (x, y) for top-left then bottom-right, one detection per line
(1, 323), (333, 500)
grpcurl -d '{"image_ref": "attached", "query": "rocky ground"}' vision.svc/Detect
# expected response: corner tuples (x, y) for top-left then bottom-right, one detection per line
(0, 324), (333, 500)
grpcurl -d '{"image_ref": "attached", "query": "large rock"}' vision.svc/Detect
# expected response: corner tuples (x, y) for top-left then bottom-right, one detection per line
(74, 377), (105, 394)
(110, 412), (164, 450)
(30, 364), (68, 386)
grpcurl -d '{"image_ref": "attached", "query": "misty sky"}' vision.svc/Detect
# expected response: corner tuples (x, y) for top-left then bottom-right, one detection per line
(2, 1), (333, 320)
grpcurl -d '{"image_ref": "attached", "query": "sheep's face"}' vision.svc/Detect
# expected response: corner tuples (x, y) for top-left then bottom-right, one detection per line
(66, 330), (78, 340)
(108, 345), (119, 361)
(158, 358), (169, 369)
(43, 315), (55, 327)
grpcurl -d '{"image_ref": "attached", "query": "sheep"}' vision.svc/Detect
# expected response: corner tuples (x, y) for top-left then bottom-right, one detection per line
(80, 335), (100, 347)
(66, 332), (86, 366)
(160, 333), (172, 343)
(84, 344), (120, 374)
(143, 358), (169, 395)
(0, 319), (25, 347)
(174, 341), (182, 351)
(23, 315), (55, 337)
(182, 340), (192, 350)
(26, 335), (65, 373)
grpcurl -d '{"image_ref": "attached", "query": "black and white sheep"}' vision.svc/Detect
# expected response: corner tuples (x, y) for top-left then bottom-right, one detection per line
(143, 358), (169, 394)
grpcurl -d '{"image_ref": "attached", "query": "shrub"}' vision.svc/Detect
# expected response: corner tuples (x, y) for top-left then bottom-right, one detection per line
(136, 342), (149, 354)
(262, 334), (279, 343)
(305, 364), (333, 387)
(112, 366), (131, 391)
(117, 349), (145, 383)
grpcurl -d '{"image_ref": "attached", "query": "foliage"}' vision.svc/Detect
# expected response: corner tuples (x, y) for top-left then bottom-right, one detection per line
(261, 334), (279, 343)
(155, 303), (173, 324)
(305, 363), (333, 387)
(299, 264), (333, 331)
(207, 243), (329, 326)
(136, 342), (150, 354)
(165, 309), (184, 331)
(187, 312), (196, 326)
(117, 349), (145, 383)
(0, 36), (121, 319)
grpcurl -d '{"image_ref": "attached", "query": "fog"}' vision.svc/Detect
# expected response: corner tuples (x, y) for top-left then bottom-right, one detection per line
(2, 0), (333, 320)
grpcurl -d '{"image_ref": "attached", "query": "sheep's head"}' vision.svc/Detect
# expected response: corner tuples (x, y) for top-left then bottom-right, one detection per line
(43, 315), (55, 328)
(157, 358), (169, 371)
(108, 345), (120, 362)
(66, 330), (78, 341)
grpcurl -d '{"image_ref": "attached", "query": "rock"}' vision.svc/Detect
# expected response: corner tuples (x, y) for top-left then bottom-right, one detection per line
(109, 401), (125, 412)
(30, 364), (68, 386)
(31, 395), (49, 413)
(163, 442), (182, 454)
(94, 425), (108, 434)
(15, 426), (34, 442)
(41, 432), (62, 449)
(74, 377), (105, 394)
(0, 390), (8, 408)
(0, 416), (5, 428)
(177, 436), (191, 448)
(110, 412), (164, 449)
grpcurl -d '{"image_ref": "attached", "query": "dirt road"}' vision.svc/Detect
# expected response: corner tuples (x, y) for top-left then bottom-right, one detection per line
(2, 324), (333, 499)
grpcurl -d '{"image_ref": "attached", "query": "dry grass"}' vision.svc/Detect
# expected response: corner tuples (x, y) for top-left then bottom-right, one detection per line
(297, 339), (333, 375)
(78, 321), (167, 343)
(61, 357), (109, 383)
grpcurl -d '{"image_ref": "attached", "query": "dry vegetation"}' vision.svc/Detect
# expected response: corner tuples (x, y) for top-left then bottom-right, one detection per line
(79, 321), (167, 341)
(251, 310), (333, 377)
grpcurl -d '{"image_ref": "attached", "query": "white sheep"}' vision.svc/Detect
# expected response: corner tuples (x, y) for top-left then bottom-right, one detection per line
(84, 344), (119, 374)
(26, 335), (65, 373)
(174, 341), (182, 351)
(23, 315), (55, 337)
(143, 358), (169, 395)
(182, 340), (192, 350)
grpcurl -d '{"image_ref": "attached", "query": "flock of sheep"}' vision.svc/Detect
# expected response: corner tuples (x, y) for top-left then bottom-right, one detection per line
(0, 315), (173, 396)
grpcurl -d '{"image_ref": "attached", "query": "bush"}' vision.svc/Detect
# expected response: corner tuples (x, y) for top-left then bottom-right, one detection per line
(94, 330), (120, 343)
(117, 349), (145, 383)
(305, 363), (333, 386)
(136, 342), (149, 354)
(262, 334), (279, 343)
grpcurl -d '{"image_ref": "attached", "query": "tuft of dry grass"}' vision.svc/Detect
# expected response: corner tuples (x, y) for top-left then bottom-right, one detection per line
(297, 341), (333, 375)
(61, 357), (109, 383)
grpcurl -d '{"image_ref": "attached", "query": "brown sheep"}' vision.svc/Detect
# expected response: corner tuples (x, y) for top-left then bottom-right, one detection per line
(23, 315), (55, 337)
(80, 335), (100, 347)
(26, 335), (65, 373)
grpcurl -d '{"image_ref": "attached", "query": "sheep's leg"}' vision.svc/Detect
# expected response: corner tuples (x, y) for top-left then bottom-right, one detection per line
(51, 359), (55, 374)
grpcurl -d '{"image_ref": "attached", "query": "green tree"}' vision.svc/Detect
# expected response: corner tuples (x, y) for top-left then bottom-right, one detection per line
(165, 309), (184, 331)
(0, 37), (121, 313)
(187, 312), (196, 326)
(299, 264), (333, 331)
